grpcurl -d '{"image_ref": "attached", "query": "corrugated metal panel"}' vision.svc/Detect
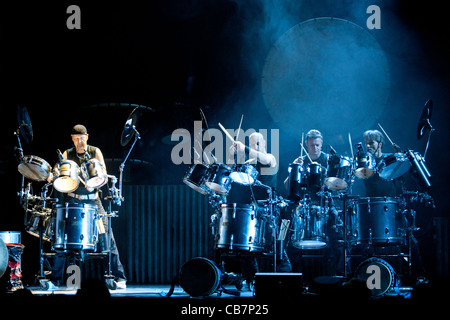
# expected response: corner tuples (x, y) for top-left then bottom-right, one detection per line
(112, 185), (214, 284)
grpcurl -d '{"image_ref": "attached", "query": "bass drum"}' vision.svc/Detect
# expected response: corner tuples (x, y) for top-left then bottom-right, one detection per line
(52, 203), (98, 251)
(354, 257), (399, 296)
(179, 257), (222, 297)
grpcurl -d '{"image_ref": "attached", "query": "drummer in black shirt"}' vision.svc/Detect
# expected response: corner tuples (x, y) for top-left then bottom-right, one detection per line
(362, 130), (402, 197)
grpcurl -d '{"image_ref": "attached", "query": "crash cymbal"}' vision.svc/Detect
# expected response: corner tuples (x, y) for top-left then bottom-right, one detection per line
(121, 107), (142, 146)
(17, 105), (33, 144)
(417, 99), (433, 140)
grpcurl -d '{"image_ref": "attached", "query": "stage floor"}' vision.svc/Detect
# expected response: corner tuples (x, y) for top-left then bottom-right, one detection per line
(2, 281), (447, 316)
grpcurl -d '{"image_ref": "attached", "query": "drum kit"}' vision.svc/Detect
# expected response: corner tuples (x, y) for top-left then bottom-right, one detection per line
(10, 105), (143, 289)
(184, 102), (435, 287)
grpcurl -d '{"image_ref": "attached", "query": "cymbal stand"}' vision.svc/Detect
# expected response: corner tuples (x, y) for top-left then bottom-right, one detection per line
(104, 175), (121, 289)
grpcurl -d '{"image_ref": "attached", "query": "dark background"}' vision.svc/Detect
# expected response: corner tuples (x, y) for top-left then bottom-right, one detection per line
(0, 1), (448, 283)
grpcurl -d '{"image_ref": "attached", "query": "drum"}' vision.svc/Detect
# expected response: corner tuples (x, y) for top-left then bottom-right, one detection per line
(53, 160), (80, 193)
(205, 164), (232, 195)
(325, 155), (353, 190)
(306, 162), (326, 192)
(0, 231), (21, 245)
(230, 164), (259, 185)
(354, 153), (376, 179)
(52, 203), (98, 251)
(354, 257), (399, 296)
(354, 197), (406, 245)
(183, 163), (209, 195)
(216, 203), (266, 252)
(25, 210), (53, 242)
(287, 163), (306, 202)
(180, 257), (222, 297)
(18, 155), (52, 181)
(83, 159), (108, 188)
(378, 153), (411, 180)
(291, 205), (327, 249)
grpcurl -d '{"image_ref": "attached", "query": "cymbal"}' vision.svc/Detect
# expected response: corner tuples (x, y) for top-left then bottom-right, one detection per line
(17, 105), (33, 144)
(417, 99), (433, 140)
(121, 107), (142, 146)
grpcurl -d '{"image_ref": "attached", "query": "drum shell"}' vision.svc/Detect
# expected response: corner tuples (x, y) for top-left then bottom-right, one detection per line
(325, 156), (352, 190)
(306, 163), (326, 192)
(183, 163), (209, 195)
(205, 164), (232, 195)
(52, 203), (98, 251)
(354, 257), (398, 296)
(53, 160), (80, 193)
(353, 197), (405, 245)
(0, 231), (21, 245)
(378, 153), (411, 180)
(216, 203), (266, 252)
(354, 153), (376, 179)
(180, 257), (222, 297)
(84, 159), (108, 188)
(18, 155), (52, 181)
(230, 164), (259, 185)
(287, 163), (306, 202)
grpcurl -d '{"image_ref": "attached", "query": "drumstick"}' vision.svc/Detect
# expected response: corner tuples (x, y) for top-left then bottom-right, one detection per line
(348, 132), (354, 159)
(300, 143), (313, 163)
(235, 114), (244, 142)
(300, 132), (304, 157)
(218, 122), (235, 143)
(377, 123), (395, 146)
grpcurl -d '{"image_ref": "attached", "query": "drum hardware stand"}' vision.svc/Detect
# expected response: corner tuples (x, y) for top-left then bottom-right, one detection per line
(103, 174), (122, 290)
(253, 180), (278, 272)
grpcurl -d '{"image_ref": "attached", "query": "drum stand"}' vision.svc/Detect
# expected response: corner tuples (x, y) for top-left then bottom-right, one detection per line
(103, 175), (122, 290)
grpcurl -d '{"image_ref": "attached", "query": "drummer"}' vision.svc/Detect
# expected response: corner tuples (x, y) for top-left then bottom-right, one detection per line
(50, 124), (127, 288)
(362, 129), (402, 197)
(228, 132), (278, 201)
(284, 129), (329, 200)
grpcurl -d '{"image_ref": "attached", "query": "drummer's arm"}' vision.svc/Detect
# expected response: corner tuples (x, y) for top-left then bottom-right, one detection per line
(94, 148), (106, 170)
(249, 149), (276, 168)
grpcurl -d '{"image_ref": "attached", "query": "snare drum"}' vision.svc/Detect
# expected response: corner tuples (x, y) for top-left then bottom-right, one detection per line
(205, 164), (232, 195)
(325, 155), (353, 190)
(52, 203), (98, 251)
(18, 155), (52, 181)
(183, 163), (210, 195)
(83, 159), (108, 189)
(53, 160), (80, 193)
(230, 164), (259, 185)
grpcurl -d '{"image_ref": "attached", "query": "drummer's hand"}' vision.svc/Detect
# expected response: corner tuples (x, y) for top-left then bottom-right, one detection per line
(293, 156), (303, 165)
(47, 172), (53, 183)
(229, 141), (245, 155)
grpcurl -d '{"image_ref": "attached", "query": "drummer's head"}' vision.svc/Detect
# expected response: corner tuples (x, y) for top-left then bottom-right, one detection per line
(249, 132), (266, 152)
(305, 129), (323, 159)
(363, 130), (384, 156)
(71, 124), (89, 153)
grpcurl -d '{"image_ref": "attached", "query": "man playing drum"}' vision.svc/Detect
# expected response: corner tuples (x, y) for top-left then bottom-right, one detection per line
(51, 124), (127, 289)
